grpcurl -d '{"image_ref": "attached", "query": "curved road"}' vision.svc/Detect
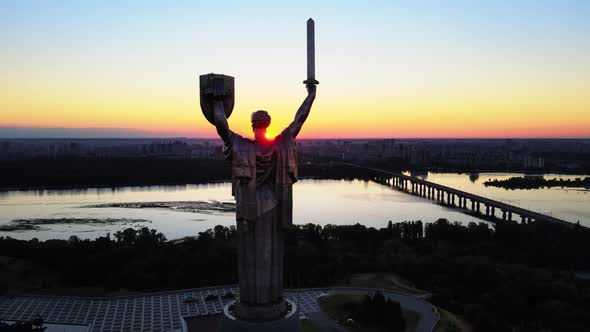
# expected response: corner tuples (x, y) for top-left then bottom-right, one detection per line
(308, 288), (439, 332)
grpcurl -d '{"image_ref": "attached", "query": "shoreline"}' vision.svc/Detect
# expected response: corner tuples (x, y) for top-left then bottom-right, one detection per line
(0, 179), (233, 193)
(2, 171), (589, 192)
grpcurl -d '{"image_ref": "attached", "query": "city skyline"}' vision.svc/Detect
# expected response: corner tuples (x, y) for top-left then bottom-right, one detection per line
(1, 1), (589, 139)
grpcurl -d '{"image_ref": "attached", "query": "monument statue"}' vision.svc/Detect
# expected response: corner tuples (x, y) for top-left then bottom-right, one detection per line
(199, 19), (318, 327)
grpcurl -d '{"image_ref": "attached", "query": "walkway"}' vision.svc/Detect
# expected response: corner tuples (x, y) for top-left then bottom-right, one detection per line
(0, 287), (438, 332)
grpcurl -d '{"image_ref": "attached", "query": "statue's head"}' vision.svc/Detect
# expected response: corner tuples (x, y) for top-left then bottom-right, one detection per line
(251, 110), (271, 141)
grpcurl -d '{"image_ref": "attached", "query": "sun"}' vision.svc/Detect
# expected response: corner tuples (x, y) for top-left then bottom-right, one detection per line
(265, 132), (271, 140)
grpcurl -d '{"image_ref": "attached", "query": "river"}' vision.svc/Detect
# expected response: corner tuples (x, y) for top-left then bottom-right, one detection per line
(0, 173), (587, 241)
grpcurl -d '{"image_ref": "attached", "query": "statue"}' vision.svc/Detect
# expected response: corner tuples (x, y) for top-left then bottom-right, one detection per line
(199, 19), (318, 324)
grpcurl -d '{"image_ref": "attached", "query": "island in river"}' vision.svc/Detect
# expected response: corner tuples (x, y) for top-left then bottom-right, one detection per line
(484, 176), (590, 190)
(82, 200), (236, 214)
(0, 218), (150, 232)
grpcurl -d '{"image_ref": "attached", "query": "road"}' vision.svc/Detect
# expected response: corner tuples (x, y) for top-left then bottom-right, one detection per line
(307, 288), (439, 332)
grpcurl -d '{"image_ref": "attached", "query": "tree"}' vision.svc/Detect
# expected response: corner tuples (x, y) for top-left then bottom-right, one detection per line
(355, 291), (405, 330)
(0, 316), (47, 331)
(213, 225), (227, 240)
(384, 299), (405, 331)
(197, 229), (214, 241)
(114, 228), (137, 245)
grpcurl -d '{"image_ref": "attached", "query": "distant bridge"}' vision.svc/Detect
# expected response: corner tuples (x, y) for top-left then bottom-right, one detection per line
(350, 165), (577, 227)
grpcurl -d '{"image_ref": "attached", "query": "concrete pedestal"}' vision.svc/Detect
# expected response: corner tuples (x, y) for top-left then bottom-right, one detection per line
(218, 299), (302, 332)
(234, 299), (287, 321)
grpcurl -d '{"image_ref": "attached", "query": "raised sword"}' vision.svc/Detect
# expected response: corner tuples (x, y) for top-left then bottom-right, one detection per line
(303, 18), (319, 86)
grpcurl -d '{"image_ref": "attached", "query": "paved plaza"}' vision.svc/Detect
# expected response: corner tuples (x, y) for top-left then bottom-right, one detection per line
(0, 286), (326, 332)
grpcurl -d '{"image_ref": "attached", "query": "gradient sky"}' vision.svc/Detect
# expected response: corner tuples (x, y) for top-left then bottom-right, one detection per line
(1, 0), (589, 138)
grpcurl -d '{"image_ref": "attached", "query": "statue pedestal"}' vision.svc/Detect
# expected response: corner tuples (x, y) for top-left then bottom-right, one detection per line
(234, 299), (287, 321)
(218, 299), (302, 332)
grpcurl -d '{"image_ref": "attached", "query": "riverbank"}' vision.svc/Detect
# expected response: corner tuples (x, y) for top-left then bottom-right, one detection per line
(3, 158), (588, 192)
(0, 159), (377, 191)
(0, 218), (150, 232)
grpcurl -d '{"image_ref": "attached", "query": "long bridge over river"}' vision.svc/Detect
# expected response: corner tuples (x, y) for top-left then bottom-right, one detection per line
(355, 165), (575, 227)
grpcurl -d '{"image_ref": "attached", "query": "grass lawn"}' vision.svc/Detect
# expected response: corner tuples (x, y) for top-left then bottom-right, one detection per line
(0, 255), (57, 294)
(433, 308), (472, 332)
(318, 294), (419, 332)
(403, 310), (420, 332)
(0, 255), (140, 297)
(335, 273), (425, 295)
(301, 319), (322, 332)
(318, 294), (364, 322)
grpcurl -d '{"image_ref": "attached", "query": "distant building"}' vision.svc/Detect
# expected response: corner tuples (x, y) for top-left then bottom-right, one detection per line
(524, 154), (545, 169)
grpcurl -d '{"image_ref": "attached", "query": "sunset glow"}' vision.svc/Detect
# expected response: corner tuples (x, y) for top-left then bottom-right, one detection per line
(1, 1), (589, 138)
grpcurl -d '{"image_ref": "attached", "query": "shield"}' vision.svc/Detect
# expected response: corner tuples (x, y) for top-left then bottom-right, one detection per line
(199, 73), (235, 125)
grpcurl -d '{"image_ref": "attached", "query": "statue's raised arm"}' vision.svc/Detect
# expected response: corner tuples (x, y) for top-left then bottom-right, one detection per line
(212, 100), (231, 142)
(286, 85), (316, 138)
(286, 17), (319, 139)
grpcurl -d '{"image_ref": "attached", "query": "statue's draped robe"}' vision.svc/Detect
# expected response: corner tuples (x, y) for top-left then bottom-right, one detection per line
(223, 129), (297, 306)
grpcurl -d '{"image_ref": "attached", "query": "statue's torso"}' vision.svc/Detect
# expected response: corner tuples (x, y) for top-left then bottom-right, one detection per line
(223, 130), (297, 224)
(255, 142), (279, 215)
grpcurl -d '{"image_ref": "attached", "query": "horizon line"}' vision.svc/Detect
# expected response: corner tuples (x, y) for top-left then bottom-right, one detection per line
(2, 136), (589, 140)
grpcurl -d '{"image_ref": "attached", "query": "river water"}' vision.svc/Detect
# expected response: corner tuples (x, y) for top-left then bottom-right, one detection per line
(0, 173), (588, 241)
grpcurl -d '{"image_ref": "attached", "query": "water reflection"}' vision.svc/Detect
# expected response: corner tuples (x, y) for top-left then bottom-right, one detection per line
(422, 172), (590, 224)
(0, 174), (588, 241)
(409, 170), (428, 178)
(0, 182), (231, 198)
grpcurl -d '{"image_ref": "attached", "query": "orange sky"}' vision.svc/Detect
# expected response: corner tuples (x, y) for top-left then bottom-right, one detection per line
(1, 2), (589, 138)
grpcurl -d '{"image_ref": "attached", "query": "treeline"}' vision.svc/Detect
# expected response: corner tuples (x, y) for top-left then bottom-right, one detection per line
(355, 291), (405, 331)
(484, 176), (590, 189)
(0, 158), (231, 189)
(0, 317), (45, 331)
(2, 220), (590, 331)
(0, 159), (376, 189)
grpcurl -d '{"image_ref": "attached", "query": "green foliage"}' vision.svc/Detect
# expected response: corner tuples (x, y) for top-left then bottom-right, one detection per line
(319, 293), (405, 332)
(0, 226), (237, 292)
(0, 317), (46, 331)
(0, 159), (378, 189)
(300, 319), (321, 332)
(444, 322), (460, 332)
(318, 294), (363, 322)
(484, 176), (590, 190)
(2, 219), (590, 331)
(355, 291), (405, 331)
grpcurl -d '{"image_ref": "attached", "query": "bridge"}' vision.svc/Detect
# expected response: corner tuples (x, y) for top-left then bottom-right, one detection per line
(353, 165), (576, 227)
